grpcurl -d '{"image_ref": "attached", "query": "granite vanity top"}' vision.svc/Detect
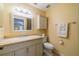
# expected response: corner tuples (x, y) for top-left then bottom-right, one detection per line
(0, 35), (43, 47)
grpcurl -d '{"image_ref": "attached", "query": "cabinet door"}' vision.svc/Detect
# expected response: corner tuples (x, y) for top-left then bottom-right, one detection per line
(14, 48), (28, 56)
(37, 15), (47, 29)
(36, 43), (43, 56)
(40, 16), (47, 29)
(27, 45), (36, 56)
(1, 52), (14, 56)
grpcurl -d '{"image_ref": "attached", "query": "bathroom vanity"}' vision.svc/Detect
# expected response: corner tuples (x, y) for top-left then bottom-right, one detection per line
(0, 35), (43, 56)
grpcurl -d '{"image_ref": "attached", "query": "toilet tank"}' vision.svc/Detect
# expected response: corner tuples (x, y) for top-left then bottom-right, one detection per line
(43, 36), (48, 43)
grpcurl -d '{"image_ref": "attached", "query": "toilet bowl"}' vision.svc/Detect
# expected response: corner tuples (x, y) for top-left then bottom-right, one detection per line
(43, 42), (55, 56)
(43, 37), (55, 55)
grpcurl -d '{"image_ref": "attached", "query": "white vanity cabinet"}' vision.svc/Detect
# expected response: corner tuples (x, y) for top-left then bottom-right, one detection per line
(14, 47), (28, 56)
(27, 43), (43, 56)
(27, 45), (36, 56)
(0, 37), (43, 56)
(36, 43), (43, 56)
(37, 15), (48, 29)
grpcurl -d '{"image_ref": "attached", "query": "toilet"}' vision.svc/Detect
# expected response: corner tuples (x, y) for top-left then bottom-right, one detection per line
(43, 37), (55, 56)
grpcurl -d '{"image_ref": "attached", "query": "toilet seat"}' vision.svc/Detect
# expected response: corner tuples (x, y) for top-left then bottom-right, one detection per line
(43, 42), (54, 49)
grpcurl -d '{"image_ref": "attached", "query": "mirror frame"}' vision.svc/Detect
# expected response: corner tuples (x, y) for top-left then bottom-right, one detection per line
(11, 15), (33, 32)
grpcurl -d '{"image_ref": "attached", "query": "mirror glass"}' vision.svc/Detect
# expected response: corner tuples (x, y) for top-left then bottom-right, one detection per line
(26, 18), (32, 30)
(12, 15), (33, 32)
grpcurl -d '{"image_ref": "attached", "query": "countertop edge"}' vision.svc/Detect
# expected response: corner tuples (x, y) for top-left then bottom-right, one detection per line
(0, 35), (44, 48)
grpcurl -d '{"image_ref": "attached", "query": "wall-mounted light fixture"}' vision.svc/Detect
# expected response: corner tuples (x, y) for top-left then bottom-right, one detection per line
(11, 7), (33, 18)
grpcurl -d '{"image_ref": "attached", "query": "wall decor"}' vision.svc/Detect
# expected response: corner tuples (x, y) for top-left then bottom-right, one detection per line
(57, 23), (68, 38)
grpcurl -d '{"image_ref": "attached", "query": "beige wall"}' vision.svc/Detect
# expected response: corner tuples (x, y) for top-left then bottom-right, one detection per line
(1, 3), (46, 38)
(46, 4), (79, 56)
(1, 3), (79, 55)
(0, 4), (4, 27)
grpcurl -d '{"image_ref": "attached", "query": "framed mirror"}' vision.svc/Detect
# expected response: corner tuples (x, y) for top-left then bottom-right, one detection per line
(11, 15), (33, 32)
